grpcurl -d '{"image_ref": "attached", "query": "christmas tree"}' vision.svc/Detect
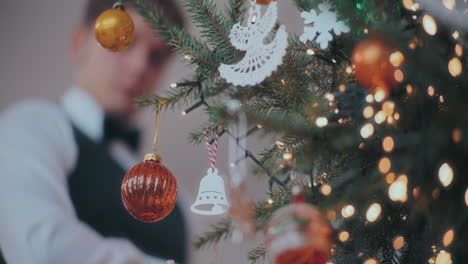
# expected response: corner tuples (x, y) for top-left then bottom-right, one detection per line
(129, 0), (467, 263)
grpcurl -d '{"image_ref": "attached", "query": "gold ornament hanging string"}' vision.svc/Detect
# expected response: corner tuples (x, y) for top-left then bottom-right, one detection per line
(152, 100), (164, 154)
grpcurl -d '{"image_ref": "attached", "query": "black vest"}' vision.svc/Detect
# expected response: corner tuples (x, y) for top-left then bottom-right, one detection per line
(68, 126), (187, 263)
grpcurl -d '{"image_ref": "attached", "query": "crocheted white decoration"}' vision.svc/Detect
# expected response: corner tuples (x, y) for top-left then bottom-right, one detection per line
(299, 3), (350, 49)
(219, 2), (288, 86)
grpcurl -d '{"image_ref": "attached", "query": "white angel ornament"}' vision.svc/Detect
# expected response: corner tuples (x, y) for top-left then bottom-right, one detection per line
(219, 0), (288, 86)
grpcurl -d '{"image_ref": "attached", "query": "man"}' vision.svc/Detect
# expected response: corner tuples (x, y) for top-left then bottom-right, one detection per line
(0, 0), (187, 263)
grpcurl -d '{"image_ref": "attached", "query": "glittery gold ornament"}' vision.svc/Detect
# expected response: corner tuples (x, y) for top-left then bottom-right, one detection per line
(94, 3), (135, 52)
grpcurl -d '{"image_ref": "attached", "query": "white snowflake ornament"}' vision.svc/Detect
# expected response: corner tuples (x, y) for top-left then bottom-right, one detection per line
(300, 3), (350, 49)
(219, 1), (288, 86)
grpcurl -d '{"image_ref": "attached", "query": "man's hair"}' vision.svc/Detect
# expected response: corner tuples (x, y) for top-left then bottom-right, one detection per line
(83, 0), (185, 29)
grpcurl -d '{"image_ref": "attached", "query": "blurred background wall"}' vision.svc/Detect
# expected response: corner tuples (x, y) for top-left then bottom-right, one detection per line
(0, 0), (302, 263)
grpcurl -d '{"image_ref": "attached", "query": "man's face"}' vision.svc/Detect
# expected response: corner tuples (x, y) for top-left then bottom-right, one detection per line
(72, 9), (172, 115)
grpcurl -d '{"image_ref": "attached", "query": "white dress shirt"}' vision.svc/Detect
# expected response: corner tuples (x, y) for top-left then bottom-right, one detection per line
(0, 88), (176, 264)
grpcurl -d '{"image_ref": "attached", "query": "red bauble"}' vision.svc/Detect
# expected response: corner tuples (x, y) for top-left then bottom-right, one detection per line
(121, 153), (178, 222)
(264, 203), (333, 264)
(351, 37), (397, 92)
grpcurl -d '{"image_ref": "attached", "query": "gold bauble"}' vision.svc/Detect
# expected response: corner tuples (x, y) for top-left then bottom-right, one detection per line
(94, 5), (135, 52)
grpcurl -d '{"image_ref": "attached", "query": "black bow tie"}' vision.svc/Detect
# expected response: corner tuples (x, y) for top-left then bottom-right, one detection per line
(103, 116), (141, 151)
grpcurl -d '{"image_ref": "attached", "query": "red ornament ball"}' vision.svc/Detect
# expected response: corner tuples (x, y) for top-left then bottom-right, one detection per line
(121, 153), (178, 222)
(351, 37), (398, 92)
(264, 203), (333, 264)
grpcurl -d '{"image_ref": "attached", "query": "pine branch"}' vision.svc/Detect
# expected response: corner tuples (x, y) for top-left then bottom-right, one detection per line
(193, 219), (232, 249)
(225, 0), (245, 24)
(248, 246), (266, 264)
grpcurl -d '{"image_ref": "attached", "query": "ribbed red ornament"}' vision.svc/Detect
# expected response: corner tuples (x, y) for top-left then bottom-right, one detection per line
(121, 153), (178, 222)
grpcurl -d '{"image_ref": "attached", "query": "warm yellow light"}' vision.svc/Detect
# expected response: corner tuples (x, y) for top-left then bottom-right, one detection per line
(442, 0), (456, 10)
(283, 152), (293, 161)
(257, 124), (263, 128)
(394, 113), (400, 120)
(393, 236), (405, 250)
(387, 116), (394, 124)
(423, 15), (438, 36)
(455, 44), (463, 57)
(375, 111), (387, 124)
(386, 173), (396, 184)
(364, 258), (378, 264)
(339, 231), (350, 242)
(435, 250), (452, 264)
(394, 69), (404, 82)
(375, 89), (387, 102)
(448, 57), (462, 77)
(267, 198), (274, 204)
(366, 203), (382, 222)
(389, 175), (408, 202)
(339, 84), (346, 92)
(360, 123), (375, 139)
(402, 0), (420, 11)
(363, 106), (374, 119)
(316, 117), (329, 128)
(325, 93), (335, 101)
(428, 86), (435, 96)
(341, 204), (355, 218)
(452, 128), (462, 143)
(465, 188), (468, 207)
(406, 84), (413, 95)
(443, 229), (454, 247)
(452, 31), (459, 39)
(439, 96), (445, 103)
(379, 157), (391, 174)
(320, 184), (332, 196)
(363, 28), (369, 34)
(383, 136), (395, 152)
(346, 66), (353, 74)
(382, 101), (395, 116)
(409, 42), (416, 49)
(275, 141), (285, 149)
(438, 163), (454, 187)
(389, 51), (405, 67)
(366, 94), (374, 103)
(413, 187), (420, 198)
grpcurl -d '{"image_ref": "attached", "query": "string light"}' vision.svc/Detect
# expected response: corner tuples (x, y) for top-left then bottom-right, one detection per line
(307, 49), (315, 55)
(341, 204), (355, 218)
(452, 31), (459, 40)
(382, 101), (395, 116)
(181, 111), (187, 116)
(394, 113), (400, 120)
(283, 152), (293, 161)
(394, 69), (404, 82)
(320, 184), (332, 196)
(455, 44), (463, 57)
(402, 0), (420, 11)
(325, 93), (335, 101)
(465, 188), (468, 207)
(267, 198), (274, 204)
(375, 111), (387, 124)
(389, 51), (405, 67)
(413, 187), (420, 198)
(442, 0), (456, 10)
(339, 84), (346, 92)
(360, 123), (375, 139)
(374, 88), (387, 102)
(438, 163), (454, 187)
(316, 117), (329, 128)
(379, 157), (391, 174)
(275, 141), (285, 149)
(184, 54), (193, 61)
(443, 229), (454, 247)
(393, 236), (405, 250)
(448, 57), (462, 77)
(366, 94), (375, 103)
(229, 162), (235, 168)
(389, 175), (408, 202)
(363, 106), (374, 119)
(386, 173), (396, 184)
(406, 84), (413, 95)
(257, 124), (263, 128)
(346, 66), (353, 74)
(366, 203), (382, 222)
(428, 86), (435, 96)
(452, 128), (462, 143)
(439, 96), (445, 103)
(435, 250), (452, 264)
(383, 136), (395, 152)
(363, 28), (369, 34)
(422, 15), (437, 36)
(338, 231), (350, 242)
(387, 116), (394, 125)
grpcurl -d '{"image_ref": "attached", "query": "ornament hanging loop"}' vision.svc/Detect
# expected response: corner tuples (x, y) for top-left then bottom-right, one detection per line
(204, 131), (220, 173)
(113, 0), (124, 9)
(152, 99), (166, 154)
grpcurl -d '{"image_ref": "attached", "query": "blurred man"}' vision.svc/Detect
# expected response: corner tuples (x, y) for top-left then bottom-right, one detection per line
(0, 1), (187, 263)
